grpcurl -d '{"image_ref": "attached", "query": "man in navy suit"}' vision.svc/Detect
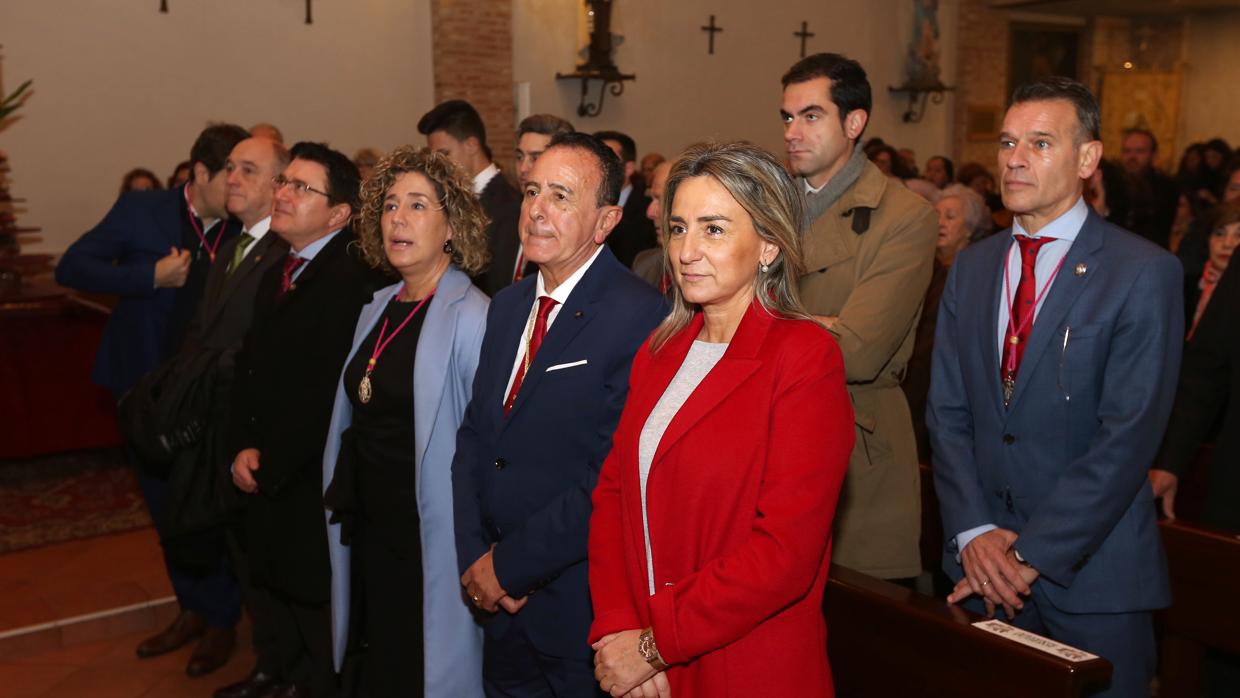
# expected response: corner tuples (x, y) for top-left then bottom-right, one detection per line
(452, 132), (667, 697)
(928, 78), (1182, 697)
(55, 123), (248, 676)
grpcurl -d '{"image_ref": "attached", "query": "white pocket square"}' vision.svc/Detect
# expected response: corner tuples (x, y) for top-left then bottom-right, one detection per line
(545, 359), (588, 372)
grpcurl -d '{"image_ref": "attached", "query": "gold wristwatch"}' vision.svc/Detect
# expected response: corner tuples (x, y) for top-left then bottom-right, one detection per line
(638, 627), (668, 672)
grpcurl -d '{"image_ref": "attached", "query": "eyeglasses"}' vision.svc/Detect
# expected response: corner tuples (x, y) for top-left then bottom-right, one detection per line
(272, 174), (330, 199)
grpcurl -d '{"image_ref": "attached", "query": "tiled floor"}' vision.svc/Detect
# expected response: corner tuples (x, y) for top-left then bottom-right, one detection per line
(0, 527), (256, 697)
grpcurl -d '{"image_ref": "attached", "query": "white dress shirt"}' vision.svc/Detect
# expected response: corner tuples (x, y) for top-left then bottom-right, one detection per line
(473, 163), (501, 196)
(502, 244), (606, 403)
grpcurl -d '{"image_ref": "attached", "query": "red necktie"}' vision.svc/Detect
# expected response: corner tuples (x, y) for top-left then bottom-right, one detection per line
(279, 254), (305, 297)
(504, 296), (559, 416)
(1001, 236), (1056, 385)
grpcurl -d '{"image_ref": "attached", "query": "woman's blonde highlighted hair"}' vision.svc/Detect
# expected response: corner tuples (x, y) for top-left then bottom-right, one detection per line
(650, 141), (814, 352)
(353, 145), (490, 276)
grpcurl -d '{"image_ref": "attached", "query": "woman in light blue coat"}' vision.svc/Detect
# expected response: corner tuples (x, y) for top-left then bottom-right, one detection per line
(322, 146), (489, 697)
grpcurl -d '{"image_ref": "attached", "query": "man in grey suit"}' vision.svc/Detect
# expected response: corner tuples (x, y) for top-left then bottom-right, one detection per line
(928, 78), (1182, 697)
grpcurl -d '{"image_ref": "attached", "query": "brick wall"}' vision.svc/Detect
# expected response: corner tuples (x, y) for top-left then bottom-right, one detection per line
(953, 0), (1010, 176)
(430, 0), (515, 174)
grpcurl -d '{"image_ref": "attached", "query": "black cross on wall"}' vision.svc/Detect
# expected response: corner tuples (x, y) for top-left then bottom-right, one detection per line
(795, 21), (815, 58)
(701, 15), (723, 55)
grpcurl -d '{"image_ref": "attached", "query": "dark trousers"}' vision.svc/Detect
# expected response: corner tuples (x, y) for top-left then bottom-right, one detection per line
(245, 577), (337, 696)
(482, 621), (603, 698)
(964, 586), (1156, 697)
(354, 522), (424, 698)
(136, 463), (241, 629)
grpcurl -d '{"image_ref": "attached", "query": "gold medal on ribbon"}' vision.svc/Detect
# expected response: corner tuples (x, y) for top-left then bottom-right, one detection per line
(358, 372), (373, 404)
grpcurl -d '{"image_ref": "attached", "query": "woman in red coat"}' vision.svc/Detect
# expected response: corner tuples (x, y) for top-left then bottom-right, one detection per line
(589, 141), (854, 697)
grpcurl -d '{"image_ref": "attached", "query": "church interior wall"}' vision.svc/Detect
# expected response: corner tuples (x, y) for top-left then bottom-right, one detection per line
(512, 0), (958, 177)
(0, 0), (435, 255)
(1180, 10), (1240, 150)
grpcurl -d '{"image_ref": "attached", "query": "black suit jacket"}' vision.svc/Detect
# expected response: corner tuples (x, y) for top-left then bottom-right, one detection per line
(605, 186), (656, 268)
(231, 229), (385, 602)
(1156, 263), (1240, 531)
(473, 173), (523, 297)
(185, 229), (289, 355)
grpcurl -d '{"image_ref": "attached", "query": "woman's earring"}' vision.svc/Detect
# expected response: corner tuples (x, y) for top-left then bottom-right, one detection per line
(759, 261), (770, 274)
(443, 239), (455, 255)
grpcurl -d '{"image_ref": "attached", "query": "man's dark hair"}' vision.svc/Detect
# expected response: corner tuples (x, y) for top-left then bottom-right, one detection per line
(190, 123), (249, 177)
(593, 130), (637, 163)
(928, 155), (955, 181)
(1123, 128), (1159, 153)
(781, 53), (872, 134)
(547, 132), (624, 207)
(1010, 77), (1101, 144)
(289, 141), (361, 210)
(518, 113), (574, 139)
(417, 99), (491, 160)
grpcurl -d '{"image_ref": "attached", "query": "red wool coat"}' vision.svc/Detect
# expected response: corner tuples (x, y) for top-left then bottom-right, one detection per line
(589, 302), (854, 697)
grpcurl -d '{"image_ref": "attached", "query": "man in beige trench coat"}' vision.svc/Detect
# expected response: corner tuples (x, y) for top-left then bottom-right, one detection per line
(780, 53), (937, 581)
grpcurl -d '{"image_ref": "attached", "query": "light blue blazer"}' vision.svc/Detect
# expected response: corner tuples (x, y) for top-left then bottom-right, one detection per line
(322, 266), (488, 696)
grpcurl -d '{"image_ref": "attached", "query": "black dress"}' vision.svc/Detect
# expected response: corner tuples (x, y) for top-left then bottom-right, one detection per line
(338, 295), (429, 697)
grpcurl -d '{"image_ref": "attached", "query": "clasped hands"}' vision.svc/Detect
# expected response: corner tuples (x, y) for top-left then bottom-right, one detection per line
(947, 528), (1040, 620)
(593, 629), (670, 698)
(460, 546), (527, 614)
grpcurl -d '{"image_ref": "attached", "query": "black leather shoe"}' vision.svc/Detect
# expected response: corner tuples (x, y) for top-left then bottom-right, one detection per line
(186, 625), (236, 677)
(213, 668), (279, 698)
(136, 610), (206, 658)
(269, 683), (311, 698)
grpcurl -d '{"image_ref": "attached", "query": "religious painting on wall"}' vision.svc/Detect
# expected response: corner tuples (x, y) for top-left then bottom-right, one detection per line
(1099, 68), (1182, 170)
(1008, 23), (1083, 94)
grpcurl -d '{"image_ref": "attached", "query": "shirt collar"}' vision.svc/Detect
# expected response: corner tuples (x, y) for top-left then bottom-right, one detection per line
(535, 244), (605, 304)
(292, 228), (342, 260)
(473, 163), (501, 195)
(243, 216), (272, 242)
(618, 184), (633, 208)
(804, 178), (826, 195)
(1012, 196), (1088, 242)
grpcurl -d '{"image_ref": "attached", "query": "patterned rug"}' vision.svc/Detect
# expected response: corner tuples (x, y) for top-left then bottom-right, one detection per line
(0, 448), (151, 554)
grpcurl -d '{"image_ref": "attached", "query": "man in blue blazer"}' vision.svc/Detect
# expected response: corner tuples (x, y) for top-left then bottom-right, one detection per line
(57, 123), (248, 398)
(452, 132), (667, 697)
(54, 123), (248, 676)
(928, 78), (1182, 697)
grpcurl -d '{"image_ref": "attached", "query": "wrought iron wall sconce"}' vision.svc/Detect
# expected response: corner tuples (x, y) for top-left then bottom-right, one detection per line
(557, 0), (634, 118)
(887, 81), (954, 123)
(556, 69), (635, 118)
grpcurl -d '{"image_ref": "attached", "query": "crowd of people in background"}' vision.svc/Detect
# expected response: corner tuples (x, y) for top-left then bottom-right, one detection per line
(57, 45), (1239, 698)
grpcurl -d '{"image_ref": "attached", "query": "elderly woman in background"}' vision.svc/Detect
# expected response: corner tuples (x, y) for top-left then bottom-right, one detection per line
(322, 146), (490, 697)
(1186, 200), (1240, 340)
(589, 142), (854, 697)
(903, 183), (990, 463)
(120, 167), (164, 194)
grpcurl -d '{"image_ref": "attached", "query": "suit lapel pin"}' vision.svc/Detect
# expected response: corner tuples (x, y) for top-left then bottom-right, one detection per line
(574, 310), (584, 318)
(1074, 263), (1087, 277)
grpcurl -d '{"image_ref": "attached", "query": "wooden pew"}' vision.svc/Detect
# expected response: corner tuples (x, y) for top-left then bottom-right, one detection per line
(1157, 519), (1240, 697)
(825, 565), (1112, 697)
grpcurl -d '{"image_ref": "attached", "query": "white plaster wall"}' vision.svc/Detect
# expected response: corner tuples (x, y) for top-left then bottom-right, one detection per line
(0, 0), (434, 254)
(513, 0), (958, 171)
(1181, 10), (1240, 147)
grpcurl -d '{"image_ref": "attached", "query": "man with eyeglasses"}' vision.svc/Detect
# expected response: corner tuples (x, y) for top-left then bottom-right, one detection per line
(55, 123), (248, 677)
(217, 142), (383, 698)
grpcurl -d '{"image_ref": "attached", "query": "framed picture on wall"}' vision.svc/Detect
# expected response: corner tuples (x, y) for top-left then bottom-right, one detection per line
(966, 104), (1002, 142)
(1008, 23), (1083, 94)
